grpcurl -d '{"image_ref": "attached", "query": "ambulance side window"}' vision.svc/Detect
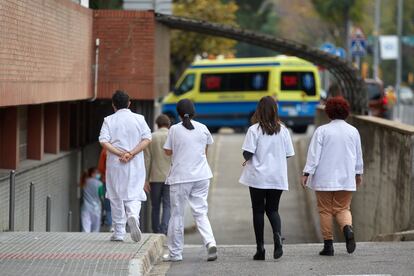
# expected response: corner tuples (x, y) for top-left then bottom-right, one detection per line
(174, 74), (195, 96)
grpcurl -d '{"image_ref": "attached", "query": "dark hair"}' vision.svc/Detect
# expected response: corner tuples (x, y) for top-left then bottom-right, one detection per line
(112, 90), (130, 110)
(177, 99), (195, 130)
(251, 96), (281, 135)
(156, 114), (171, 128)
(80, 167), (98, 188)
(325, 96), (350, 120)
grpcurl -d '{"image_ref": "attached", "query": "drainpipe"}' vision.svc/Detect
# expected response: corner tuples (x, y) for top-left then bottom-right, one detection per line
(90, 38), (100, 102)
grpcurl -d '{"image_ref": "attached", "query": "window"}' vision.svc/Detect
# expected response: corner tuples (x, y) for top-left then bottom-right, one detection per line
(174, 74), (195, 96)
(281, 72), (316, 95)
(200, 72), (269, 92)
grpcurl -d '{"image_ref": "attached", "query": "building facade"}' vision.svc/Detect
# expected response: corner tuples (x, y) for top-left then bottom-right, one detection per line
(0, 0), (169, 232)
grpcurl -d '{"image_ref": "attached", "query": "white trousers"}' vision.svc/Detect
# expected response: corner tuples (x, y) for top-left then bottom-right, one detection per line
(109, 198), (141, 237)
(81, 208), (101, 232)
(168, 179), (216, 259)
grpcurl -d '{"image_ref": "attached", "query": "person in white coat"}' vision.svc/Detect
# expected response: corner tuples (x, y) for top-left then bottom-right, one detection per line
(302, 96), (363, 256)
(99, 90), (152, 242)
(163, 99), (217, 262)
(239, 96), (295, 261)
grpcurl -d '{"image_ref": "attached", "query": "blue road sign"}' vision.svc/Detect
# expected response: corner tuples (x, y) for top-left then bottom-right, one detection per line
(351, 38), (366, 57)
(335, 47), (346, 59)
(320, 43), (346, 59)
(320, 42), (335, 54)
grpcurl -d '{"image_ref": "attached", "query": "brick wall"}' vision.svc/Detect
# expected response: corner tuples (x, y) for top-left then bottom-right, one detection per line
(0, 0), (93, 107)
(0, 151), (81, 232)
(93, 10), (156, 100)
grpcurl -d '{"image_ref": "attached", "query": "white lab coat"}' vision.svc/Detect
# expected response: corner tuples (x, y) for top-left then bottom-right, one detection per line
(239, 123), (295, 190)
(164, 121), (213, 184)
(99, 109), (152, 201)
(303, 120), (363, 191)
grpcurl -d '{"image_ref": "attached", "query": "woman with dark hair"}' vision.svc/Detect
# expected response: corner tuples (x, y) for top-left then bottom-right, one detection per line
(302, 96), (363, 256)
(239, 96), (295, 260)
(163, 99), (217, 262)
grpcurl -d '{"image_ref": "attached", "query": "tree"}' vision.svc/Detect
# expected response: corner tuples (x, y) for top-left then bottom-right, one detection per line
(311, 0), (366, 48)
(234, 0), (279, 57)
(171, 0), (238, 82)
(89, 0), (123, 9)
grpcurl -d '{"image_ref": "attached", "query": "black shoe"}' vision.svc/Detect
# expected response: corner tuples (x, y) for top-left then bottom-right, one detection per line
(274, 233), (283, 259)
(253, 246), (265, 260)
(319, 240), (334, 256)
(343, 225), (356, 254)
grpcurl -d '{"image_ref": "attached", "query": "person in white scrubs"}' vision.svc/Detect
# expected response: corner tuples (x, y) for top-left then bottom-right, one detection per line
(239, 96), (295, 261)
(99, 90), (152, 242)
(302, 96), (363, 256)
(80, 167), (104, 233)
(163, 99), (217, 262)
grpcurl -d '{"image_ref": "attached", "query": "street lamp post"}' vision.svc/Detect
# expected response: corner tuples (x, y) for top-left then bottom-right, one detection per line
(396, 0), (403, 119)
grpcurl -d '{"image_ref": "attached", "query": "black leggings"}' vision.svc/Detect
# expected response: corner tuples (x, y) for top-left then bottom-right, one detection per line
(249, 187), (283, 246)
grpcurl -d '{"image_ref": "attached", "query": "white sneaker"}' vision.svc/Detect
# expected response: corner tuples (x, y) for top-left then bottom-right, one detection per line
(207, 243), (217, 261)
(110, 233), (124, 242)
(162, 253), (182, 262)
(127, 216), (142, 242)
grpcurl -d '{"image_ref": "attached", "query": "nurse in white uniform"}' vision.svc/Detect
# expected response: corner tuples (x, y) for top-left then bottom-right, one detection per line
(99, 90), (152, 242)
(163, 99), (217, 262)
(239, 96), (295, 261)
(302, 96), (363, 256)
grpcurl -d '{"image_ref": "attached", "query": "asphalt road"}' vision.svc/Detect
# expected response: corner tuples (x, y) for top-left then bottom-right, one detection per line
(161, 242), (414, 276)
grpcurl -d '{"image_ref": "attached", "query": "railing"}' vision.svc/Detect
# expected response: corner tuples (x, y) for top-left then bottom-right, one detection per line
(8, 174), (74, 232)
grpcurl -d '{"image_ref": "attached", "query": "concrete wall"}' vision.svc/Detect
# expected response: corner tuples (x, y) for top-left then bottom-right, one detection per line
(0, 151), (81, 232)
(314, 107), (414, 241)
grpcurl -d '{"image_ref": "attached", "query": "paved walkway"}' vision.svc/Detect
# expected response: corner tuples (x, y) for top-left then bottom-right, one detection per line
(184, 131), (318, 245)
(165, 242), (414, 276)
(0, 232), (164, 276)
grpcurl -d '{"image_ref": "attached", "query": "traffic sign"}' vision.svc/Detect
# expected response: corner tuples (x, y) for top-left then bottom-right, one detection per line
(320, 42), (335, 54)
(350, 27), (367, 57)
(320, 42), (346, 59)
(351, 39), (366, 57)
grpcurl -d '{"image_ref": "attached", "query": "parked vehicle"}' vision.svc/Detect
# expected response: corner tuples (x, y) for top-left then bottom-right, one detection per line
(162, 56), (321, 133)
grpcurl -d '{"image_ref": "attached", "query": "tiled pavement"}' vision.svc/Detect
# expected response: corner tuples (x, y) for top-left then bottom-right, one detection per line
(0, 232), (164, 276)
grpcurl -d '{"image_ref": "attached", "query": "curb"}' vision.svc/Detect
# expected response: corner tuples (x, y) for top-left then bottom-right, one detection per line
(129, 234), (165, 276)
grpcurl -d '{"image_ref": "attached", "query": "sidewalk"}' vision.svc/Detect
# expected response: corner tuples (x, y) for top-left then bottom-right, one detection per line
(0, 232), (164, 276)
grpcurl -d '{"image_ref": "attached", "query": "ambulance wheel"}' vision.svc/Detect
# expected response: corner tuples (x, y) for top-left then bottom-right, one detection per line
(292, 125), (308, 134)
(208, 127), (220, 133)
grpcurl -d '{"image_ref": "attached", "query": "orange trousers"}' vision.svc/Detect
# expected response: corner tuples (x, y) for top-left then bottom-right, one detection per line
(315, 191), (353, 240)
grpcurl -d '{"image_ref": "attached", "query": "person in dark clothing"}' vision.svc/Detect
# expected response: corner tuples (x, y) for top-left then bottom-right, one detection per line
(239, 96), (295, 260)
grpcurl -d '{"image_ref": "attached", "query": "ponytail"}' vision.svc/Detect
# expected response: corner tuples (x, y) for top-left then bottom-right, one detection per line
(182, 113), (194, 130)
(177, 99), (195, 130)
